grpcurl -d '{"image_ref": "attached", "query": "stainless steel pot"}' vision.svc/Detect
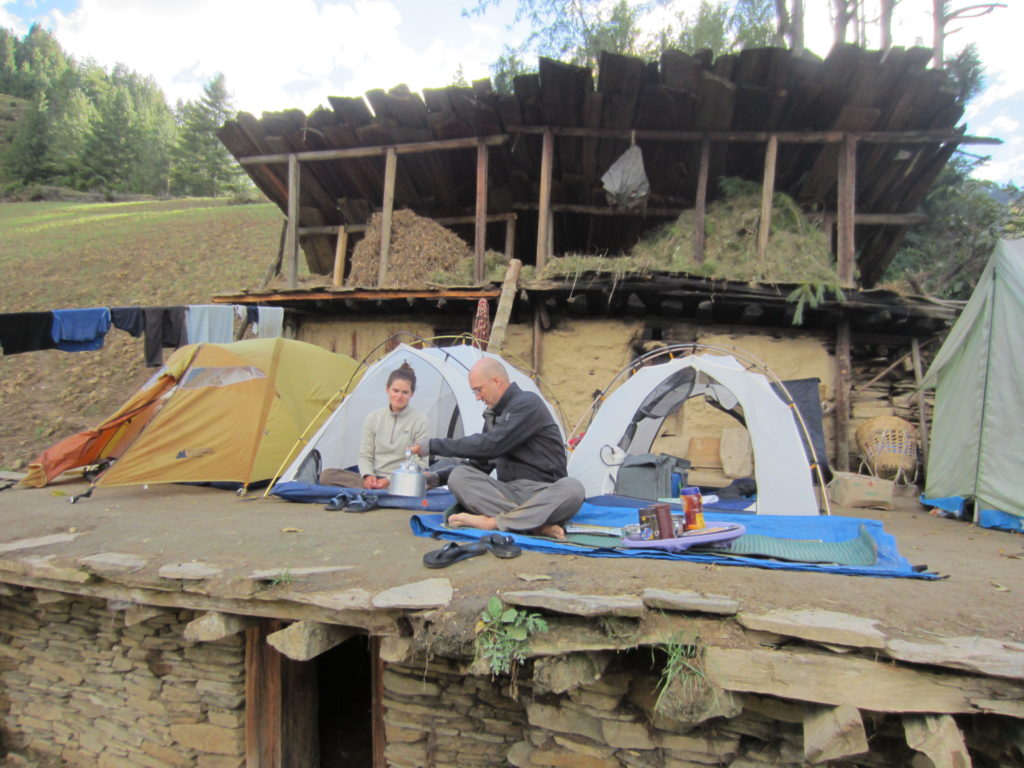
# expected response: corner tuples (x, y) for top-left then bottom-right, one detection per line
(389, 451), (426, 497)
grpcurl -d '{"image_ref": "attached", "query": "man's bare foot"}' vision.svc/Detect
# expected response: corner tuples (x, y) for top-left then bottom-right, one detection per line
(447, 512), (498, 531)
(533, 523), (566, 539)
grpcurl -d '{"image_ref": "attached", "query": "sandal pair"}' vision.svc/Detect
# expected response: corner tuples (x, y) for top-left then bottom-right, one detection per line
(324, 492), (380, 513)
(422, 534), (522, 569)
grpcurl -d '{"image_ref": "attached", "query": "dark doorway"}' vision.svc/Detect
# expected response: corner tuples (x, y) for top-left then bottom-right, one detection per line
(318, 634), (374, 768)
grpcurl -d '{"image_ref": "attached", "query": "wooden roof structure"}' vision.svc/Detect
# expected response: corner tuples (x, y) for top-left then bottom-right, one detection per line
(219, 44), (997, 293)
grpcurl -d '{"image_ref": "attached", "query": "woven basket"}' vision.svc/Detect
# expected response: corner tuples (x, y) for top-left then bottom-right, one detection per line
(855, 416), (918, 481)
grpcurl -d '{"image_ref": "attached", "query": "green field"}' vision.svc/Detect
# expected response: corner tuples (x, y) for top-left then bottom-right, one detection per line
(0, 198), (288, 469)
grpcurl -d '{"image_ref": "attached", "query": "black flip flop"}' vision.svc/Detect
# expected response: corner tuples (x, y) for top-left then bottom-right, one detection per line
(422, 541), (489, 569)
(481, 533), (523, 559)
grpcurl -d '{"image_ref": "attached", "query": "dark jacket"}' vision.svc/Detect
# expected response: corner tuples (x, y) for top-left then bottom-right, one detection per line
(429, 382), (566, 483)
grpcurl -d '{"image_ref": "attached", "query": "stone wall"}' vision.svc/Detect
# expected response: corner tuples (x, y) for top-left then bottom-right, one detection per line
(0, 589), (245, 768)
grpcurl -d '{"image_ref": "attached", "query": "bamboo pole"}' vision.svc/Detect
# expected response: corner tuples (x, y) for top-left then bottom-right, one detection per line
(332, 227), (349, 287)
(286, 153), (300, 290)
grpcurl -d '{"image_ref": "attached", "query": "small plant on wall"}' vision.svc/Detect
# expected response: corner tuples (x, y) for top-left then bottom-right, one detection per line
(652, 631), (716, 720)
(475, 596), (548, 697)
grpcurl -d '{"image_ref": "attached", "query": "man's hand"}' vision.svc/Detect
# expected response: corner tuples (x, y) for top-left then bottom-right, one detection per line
(408, 443), (422, 456)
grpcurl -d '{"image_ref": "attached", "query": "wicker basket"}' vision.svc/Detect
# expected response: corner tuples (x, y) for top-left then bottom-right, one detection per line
(855, 416), (918, 482)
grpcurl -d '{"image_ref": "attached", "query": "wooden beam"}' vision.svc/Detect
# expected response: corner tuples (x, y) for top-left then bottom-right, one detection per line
(505, 125), (1000, 145)
(266, 619), (356, 661)
(487, 258), (523, 353)
(371, 637), (386, 768)
(184, 611), (255, 642)
(536, 128), (554, 271)
(377, 147), (397, 286)
(835, 318), (852, 472)
(238, 133), (510, 165)
(694, 136), (710, 265)
(300, 213), (515, 237)
(911, 338), (930, 470)
(332, 227), (349, 288)
(513, 202), (683, 217)
(803, 703), (869, 763)
(504, 216), (516, 259)
(837, 134), (857, 288)
(246, 621), (284, 767)
(286, 153), (300, 290)
(757, 135), (778, 263)
(474, 139), (489, 284)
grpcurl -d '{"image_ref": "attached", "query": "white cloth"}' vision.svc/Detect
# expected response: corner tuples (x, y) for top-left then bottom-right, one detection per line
(256, 306), (284, 338)
(186, 305), (234, 344)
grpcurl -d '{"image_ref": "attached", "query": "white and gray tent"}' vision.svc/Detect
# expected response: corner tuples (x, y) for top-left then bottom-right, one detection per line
(567, 353), (823, 516)
(279, 343), (562, 483)
(920, 238), (1024, 532)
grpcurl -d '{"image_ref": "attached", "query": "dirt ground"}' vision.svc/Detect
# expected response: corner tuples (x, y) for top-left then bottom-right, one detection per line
(0, 474), (1020, 647)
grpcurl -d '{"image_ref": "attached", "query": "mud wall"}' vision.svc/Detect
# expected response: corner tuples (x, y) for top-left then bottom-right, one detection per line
(0, 589), (245, 767)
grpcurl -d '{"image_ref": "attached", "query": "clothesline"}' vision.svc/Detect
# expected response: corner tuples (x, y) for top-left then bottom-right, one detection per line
(0, 304), (285, 367)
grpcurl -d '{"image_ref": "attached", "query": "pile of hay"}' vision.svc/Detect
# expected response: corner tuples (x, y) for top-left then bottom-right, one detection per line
(347, 209), (471, 288)
(541, 178), (839, 287)
(428, 250), (536, 286)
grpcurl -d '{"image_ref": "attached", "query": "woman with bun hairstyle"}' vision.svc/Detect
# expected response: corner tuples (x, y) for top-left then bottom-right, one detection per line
(318, 362), (428, 488)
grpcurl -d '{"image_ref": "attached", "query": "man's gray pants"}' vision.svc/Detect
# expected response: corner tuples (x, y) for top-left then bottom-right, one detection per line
(447, 465), (585, 532)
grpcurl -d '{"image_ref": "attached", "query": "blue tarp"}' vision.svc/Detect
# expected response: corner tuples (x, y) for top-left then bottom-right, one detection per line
(410, 495), (937, 579)
(272, 481), (455, 512)
(922, 494), (1023, 533)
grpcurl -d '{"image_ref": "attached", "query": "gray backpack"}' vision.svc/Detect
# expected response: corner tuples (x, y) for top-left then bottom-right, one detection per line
(614, 453), (691, 500)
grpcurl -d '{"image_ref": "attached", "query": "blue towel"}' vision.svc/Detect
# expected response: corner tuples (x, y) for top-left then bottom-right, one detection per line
(50, 308), (111, 351)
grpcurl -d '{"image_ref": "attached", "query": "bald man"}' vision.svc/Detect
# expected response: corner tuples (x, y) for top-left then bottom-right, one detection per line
(412, 358), (584, 539)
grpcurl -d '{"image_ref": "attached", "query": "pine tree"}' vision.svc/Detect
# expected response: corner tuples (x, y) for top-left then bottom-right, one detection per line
(171, 73), (241, 197)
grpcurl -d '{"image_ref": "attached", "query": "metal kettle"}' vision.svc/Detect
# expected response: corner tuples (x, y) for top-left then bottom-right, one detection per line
(389, 449), (426, 498)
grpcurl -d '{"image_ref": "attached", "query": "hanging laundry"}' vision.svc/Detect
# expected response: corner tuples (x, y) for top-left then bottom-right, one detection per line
(110, 306), (144, 337)
(187, 305), (234, 344)
(143, 306), (188, 367)
(50, 308), (112, 352)
(256, 306), (284, 338)
(0, 312), (57, 355)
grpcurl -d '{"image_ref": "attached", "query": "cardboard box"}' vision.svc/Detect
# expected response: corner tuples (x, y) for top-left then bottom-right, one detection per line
(828, 471), (894, 510)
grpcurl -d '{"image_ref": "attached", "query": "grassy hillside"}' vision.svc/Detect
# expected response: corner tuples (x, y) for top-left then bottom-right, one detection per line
(0, 198), (285, 470)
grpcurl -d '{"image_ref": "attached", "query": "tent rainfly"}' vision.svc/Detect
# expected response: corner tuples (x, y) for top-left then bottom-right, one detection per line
(567, 354), (822, 516)
(920, 238), (1024, 533)
(21, 338), (359, 490)
(278, 343), (561, 484)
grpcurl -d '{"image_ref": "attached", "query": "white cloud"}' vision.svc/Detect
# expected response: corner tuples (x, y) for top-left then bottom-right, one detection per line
(42, 0), (506, 115)
(0, 0), (27, 33)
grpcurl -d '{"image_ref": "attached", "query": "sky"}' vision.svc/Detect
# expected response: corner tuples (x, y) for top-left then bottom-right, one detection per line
(1, 0), (1020, 184)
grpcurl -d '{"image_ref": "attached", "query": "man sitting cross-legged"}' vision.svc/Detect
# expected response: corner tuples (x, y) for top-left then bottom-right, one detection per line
(411, 358), (584, 539)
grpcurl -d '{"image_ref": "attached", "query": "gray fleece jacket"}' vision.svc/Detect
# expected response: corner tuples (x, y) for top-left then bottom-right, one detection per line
(358, 406), (428, 478)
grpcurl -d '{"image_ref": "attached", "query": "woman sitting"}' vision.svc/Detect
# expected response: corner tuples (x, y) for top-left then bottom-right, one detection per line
(318, 362), (428, 489)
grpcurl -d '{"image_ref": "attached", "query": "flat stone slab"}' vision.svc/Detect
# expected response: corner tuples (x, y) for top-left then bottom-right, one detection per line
(0, 554), (92, 583)
(502, 590), (645, 618)
(249, 565), (354, 580)
(886, 636), (1024, 680)
(0, 532), (83, 555)
(372, 578), (452, 609)
(291, 589), (374, 611)
(737, 608), (886, 649)
(158, 562), (224, 580)
(642, 588), (742, 615)
(79, 552), (148, 571)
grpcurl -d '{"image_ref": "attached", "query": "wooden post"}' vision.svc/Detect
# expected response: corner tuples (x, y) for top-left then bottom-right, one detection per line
(371, 637), (386, 768)
(286, 154), (300, 290)
(911, 338), (930, 470)
(536, 128), (554, 272)
(837, 133), (857, 288)
(694, 135), (710, 264)
(834, 318), (852, 472)
(504, 216), (516, 259)
(474, 139), (489, 284)
(532, 308), (543, 375)
(488, 258), (523, 353)
(377, 147), (397, 286)
(758, 135), (778, 262)
(332, 227), (349, 287)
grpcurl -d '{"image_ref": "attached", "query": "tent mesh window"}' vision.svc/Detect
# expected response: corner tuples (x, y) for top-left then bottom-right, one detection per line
(855, 416), (918, 482)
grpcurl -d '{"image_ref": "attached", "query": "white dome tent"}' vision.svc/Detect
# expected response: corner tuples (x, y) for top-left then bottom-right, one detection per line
(567, 352), (824, 516)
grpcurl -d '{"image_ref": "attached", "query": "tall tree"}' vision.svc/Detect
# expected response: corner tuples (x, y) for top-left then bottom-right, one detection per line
(931, 1), (1005, 67)
(774, 0), (804, 53)
(171, 74), (243, 197)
